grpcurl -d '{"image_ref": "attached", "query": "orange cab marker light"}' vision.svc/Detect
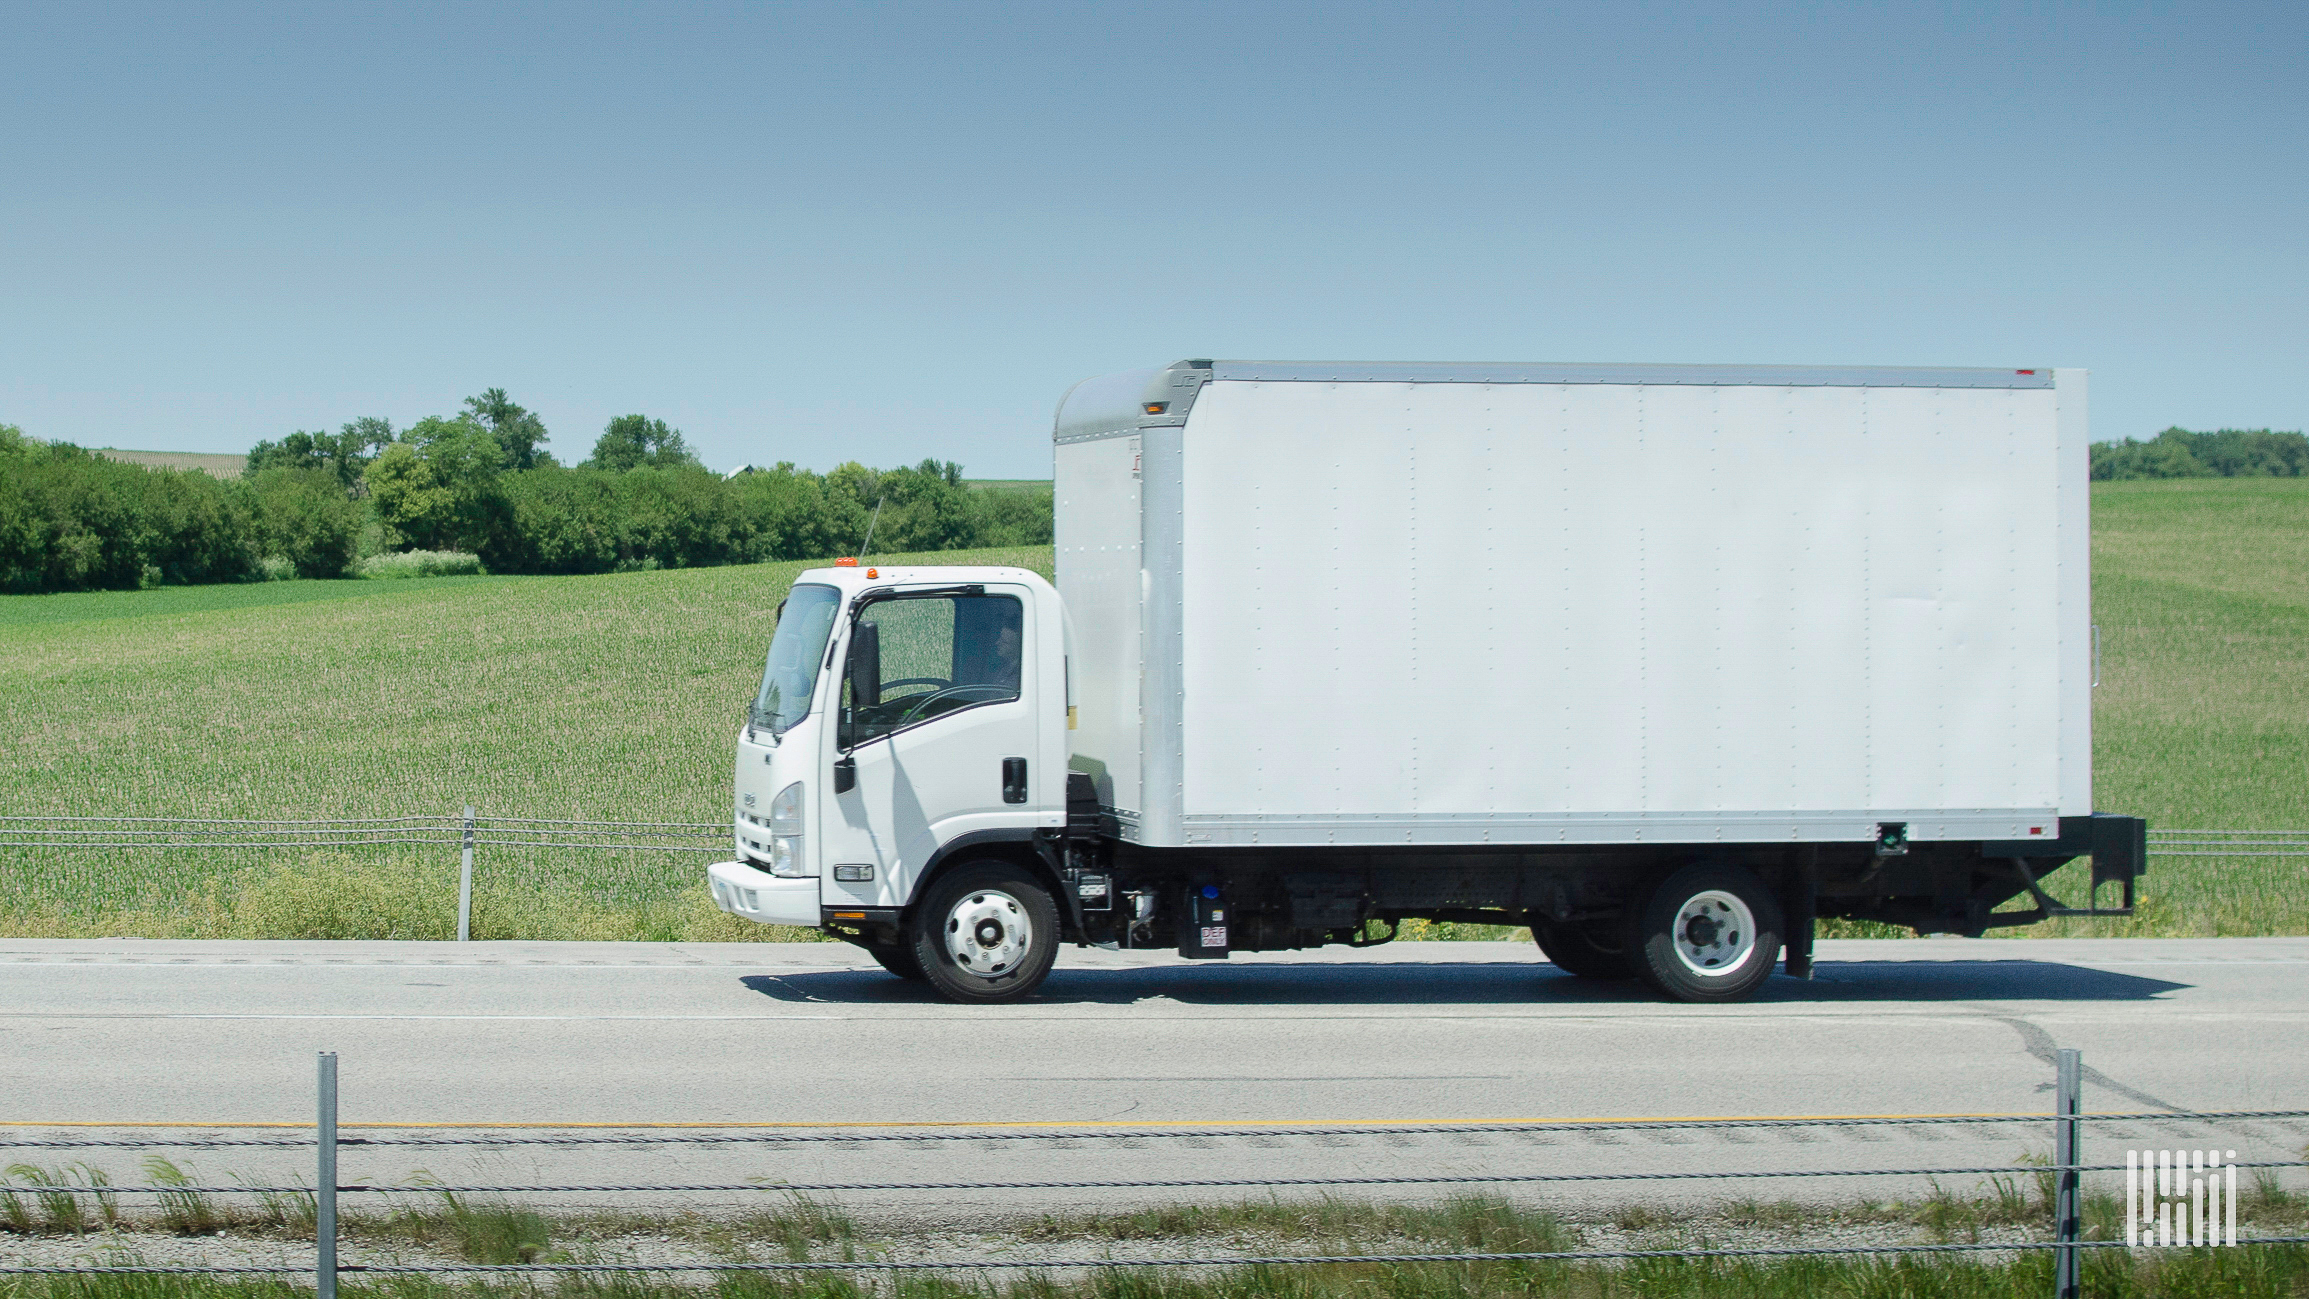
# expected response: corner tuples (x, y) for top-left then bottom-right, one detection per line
(865, 568), (878, 579)
(1143, 402), (1168, 414)
(833, 557), (858, 567)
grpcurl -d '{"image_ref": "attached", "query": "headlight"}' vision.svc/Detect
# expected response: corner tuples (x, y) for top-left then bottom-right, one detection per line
(769, 782), (803, 834)
(767, 783), (809, 877)
(768, 836), (805, 877)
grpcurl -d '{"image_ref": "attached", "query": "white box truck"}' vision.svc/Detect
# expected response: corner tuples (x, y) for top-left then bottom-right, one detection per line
(708, 360), (2144, 1003)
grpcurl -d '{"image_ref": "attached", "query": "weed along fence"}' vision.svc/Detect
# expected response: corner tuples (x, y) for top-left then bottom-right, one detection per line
(2, 818), (2302, 942)
(3, 1053), (2306, 1299)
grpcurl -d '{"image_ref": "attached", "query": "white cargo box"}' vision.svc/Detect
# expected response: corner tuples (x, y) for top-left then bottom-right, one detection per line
(1054, 361), (2091, 851)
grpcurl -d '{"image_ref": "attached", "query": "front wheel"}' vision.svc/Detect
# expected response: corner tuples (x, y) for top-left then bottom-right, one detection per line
(868, 942), (926, 982)
(907, 862), (1060, 1004)
(1626, 863), (1783, 1003)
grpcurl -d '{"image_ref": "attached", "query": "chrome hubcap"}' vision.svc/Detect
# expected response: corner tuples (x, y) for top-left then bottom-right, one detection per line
(1672, 889), (1756, 977)
(944, 889), (1031, 980)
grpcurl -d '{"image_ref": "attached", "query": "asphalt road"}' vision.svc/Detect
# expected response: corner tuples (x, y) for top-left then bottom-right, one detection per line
(4, 936), (2304, 1220)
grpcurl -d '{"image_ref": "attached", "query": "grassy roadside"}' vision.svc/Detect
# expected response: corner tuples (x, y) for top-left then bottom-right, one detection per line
(4, 1185), (2307, 1298)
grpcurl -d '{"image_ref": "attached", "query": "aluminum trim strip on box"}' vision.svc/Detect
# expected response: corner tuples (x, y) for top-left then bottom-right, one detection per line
(1170, 809), (2062, 848)
(1207, 361), (2056, 389)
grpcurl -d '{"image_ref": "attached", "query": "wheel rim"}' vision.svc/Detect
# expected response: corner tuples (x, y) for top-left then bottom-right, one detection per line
(1670, 889), (1756, 977)
(943, 888), (1033, 980)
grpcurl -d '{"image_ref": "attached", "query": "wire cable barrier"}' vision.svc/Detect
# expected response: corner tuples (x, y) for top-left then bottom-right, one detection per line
(13, 1159), (2309, 1197)
(0, 813), (726, 852)
(11, 1109), (2309, 1149)
(1, 1055), (2303, 1299)
(2146, 829), (2309, 857)
(6, 815), (2304, 854)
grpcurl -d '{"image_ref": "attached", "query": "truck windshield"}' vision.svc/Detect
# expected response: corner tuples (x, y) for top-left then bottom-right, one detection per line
(752, 584), (840, 736)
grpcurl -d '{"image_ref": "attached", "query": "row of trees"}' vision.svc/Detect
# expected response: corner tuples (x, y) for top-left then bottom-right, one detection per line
(243, 389), (687, 485)
(0, 391), (1053, 593)
(2091, 427), (2308, 480)
(0, 426), (362, 591)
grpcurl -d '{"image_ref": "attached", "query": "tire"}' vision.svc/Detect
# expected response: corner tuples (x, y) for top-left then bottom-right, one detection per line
(1625, 863), (1784, 1003)
(907, 862), (1061, 1004)
(868, 942), (926, 982)
(1532, 920), (1636, 980)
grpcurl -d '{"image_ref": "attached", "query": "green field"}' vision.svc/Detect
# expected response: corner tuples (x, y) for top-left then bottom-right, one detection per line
(2056, 479), (2308, 935)
(0, 547), (1051, 940)
(0, 480), (2300, 940)
(92, 448), (247, 478)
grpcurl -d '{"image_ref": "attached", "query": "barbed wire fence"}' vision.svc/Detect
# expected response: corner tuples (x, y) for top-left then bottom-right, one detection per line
(0, 813), (731, 940)
(0, 1052), (2304, 1299)
(1, 819), (2301, 942)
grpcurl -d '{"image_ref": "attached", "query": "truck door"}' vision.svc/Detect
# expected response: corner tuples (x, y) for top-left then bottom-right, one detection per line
(820, 586), (1040, 909)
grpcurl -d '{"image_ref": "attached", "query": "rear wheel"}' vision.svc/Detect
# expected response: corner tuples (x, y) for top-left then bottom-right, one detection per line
(1532, 920), (1636, 979)
(1626, 863), (1783, 1003)
(908, 862), (1060, 1004)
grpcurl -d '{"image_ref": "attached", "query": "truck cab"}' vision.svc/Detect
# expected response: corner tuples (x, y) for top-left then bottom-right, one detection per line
(707, 562), (1072, 998)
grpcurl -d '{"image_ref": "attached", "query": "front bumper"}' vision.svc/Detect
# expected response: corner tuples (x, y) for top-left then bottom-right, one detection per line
(707, 860), (821, 927)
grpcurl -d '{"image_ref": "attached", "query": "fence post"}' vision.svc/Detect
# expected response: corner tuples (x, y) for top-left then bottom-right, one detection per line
(457, 805), (475, 942)
(317, 1051), (338, 1299)
(2054, 1047), (2081, 1299)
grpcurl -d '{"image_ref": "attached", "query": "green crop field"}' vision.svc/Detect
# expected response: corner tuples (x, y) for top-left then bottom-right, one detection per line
(92, 448), (248, 478)
(0, 480), (2300, 941)
(0, 546), (1053, 940)
(2046, 477), (2309, 936)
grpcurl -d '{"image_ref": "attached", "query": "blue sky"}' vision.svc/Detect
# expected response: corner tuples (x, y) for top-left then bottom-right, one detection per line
(3, 1), (2302, 478)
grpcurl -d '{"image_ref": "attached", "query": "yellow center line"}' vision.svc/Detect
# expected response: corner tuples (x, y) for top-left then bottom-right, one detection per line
(0, 1112), (2041, 1130)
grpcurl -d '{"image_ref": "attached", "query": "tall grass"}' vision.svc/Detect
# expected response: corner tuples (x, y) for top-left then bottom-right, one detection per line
(357, 550), (484, 580)
(382, 1184), (553, 1264)
(1, 1188), (2305, 1297)
(2, 1163), (118, 1234)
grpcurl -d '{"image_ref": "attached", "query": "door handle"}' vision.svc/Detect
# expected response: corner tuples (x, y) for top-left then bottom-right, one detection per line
(1002, 757), (1027, 804)
(834, 753), (856, 795)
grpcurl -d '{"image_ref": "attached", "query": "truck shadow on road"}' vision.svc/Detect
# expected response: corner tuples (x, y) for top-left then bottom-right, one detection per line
(739, 958), (2188, 1006)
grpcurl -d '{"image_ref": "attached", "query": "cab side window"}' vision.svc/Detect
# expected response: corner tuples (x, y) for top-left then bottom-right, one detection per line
(840, 594), (1022, 747)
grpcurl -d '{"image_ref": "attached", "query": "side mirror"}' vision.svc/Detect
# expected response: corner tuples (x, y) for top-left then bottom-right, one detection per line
(848, 621), (881, 708)
(836, 621), (880, 776)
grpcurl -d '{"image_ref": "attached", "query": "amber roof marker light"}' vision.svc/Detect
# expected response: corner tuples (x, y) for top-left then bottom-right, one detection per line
(1143, 402), (1168, 415)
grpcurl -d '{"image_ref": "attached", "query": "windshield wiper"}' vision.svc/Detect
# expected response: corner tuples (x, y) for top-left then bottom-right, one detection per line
(747, 703), (782, 746)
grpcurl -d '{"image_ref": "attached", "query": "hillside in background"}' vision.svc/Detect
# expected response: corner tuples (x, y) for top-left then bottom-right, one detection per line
(95, 448), (247, 477)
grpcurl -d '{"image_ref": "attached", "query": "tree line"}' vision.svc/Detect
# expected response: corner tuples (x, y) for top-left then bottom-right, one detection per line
(2091, 427), (2308, 480)
(0, 390), (1052, 594)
